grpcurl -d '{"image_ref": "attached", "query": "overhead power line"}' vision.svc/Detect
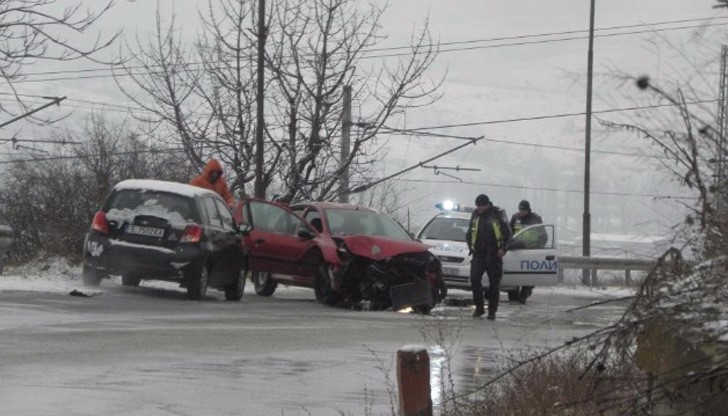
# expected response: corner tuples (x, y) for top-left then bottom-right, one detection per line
(350, 136), (483, 193)
(361, 21), (728, 59)
(3, 90), (717, 132)
(379, 99), (719, 131)
(378, 127), (673, 160)
(0, 139), (695, 201)
(12, 15), (726, 79)
(362, 16), (728, 53)
(400, 179), (698, 200)
(0, 147), (187, 165)
(0, 94), (715, 164)
(9, 17), (728, 84)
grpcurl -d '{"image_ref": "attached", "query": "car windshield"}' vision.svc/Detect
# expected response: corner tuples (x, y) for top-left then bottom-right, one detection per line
(325, 209), (412, 240)
(105, 189), (197, 224)
(419, 217), (470, 242)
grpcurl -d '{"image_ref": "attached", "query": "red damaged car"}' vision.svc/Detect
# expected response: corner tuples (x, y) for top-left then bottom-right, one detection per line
(233, 199), (446, 313)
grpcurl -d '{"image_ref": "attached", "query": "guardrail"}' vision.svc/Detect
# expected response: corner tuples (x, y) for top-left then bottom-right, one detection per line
(558, 255), (657, 286)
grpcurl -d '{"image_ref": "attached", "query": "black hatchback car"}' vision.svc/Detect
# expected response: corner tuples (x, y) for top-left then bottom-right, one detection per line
(82, 179), (245, 301)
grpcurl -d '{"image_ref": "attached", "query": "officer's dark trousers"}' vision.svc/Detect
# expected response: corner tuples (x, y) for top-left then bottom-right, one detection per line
(470, 253), (503, 313)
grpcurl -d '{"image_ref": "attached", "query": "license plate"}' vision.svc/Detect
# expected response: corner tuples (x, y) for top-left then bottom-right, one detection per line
(127, 225), (165, 238)
(443, 267), (460, 276)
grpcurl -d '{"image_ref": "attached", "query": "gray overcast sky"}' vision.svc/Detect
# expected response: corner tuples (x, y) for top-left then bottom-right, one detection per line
(2, 0), (724, 248)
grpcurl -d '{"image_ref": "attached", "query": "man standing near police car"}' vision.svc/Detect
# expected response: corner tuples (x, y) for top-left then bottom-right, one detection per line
(466, 194), (512, 320)
(509, 200), (547, 302)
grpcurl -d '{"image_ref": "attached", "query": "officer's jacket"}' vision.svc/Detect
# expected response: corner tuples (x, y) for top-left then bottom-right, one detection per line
(510, 212), (543, 233)
(510, 212), (548, 249)
(466, 206), (512, 256)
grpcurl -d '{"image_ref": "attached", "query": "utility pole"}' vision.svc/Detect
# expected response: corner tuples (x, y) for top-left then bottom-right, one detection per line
(254, 0), (266, 198)
(582, 0), (596, 285)
(339, 85), (352, 203)
(717, 45), (728, 213)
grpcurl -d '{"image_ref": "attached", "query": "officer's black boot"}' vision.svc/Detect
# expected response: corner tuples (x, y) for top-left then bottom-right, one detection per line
(486, 310), (496, 321)
(473, 306), (485, 318)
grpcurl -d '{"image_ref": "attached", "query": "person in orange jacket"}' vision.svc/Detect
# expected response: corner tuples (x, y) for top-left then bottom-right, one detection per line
(189, 159), (234, 205)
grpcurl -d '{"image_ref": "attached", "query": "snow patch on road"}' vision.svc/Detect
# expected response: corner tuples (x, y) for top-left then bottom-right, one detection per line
(0, 257), (182, 294)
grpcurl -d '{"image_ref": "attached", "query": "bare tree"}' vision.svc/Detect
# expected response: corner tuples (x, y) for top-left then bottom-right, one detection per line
(265, 0), (440, 202)
(117, 0), (441, 201)
(116, 1), (262, 196)
(0, 0), (118, 113)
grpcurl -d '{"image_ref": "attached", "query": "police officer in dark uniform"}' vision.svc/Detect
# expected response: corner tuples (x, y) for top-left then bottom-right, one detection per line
(509, 200), (547, 302)
(465, 194), (512, 320)
(509, 200), (547, 248)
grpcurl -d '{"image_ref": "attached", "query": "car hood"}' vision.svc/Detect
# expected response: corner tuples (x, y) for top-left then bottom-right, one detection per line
(421, 239), (470, 256)
(339, 235), (429, 261)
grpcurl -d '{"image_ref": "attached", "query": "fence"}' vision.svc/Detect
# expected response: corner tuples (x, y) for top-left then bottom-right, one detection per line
(558, 255), (656, 286)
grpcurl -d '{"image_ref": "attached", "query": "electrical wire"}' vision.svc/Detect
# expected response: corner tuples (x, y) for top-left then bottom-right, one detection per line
(378, 128), (673, 160)
(0, 147), (187, 165)
(399, 178), (698, 200)
(375, 99), (718, 131)
(8, 17), (728, 84)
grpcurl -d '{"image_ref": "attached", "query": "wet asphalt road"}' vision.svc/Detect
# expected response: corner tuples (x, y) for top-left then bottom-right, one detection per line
(0, 279), (630, 415)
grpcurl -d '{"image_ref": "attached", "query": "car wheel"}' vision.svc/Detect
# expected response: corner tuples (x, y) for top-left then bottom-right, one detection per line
(314, 264), (340, 306)
(518, 286), (533, 304)
(225, 267), (247, 301)
(507, 289), (519, 302)
(186, 265), (209, 301)
(253, 271), (277, 296)
(82, 264), (102, 287)
(121, 273), (142, 287)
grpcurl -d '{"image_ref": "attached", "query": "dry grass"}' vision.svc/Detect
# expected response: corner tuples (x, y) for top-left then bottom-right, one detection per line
(451, 350), (648, 416)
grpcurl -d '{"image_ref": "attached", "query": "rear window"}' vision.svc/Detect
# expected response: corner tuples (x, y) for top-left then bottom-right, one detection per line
(104, 189), (198, 224)
(419, 217), (470, 242)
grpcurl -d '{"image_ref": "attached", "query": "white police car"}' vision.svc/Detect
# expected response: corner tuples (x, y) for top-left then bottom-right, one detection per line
(416, 201), (558, 303)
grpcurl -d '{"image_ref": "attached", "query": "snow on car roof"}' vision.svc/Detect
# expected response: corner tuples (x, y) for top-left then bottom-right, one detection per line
(114, 179), (218, 198)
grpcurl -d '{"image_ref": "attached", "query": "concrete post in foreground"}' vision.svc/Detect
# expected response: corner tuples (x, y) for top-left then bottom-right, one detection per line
(397, 345), (432, 416)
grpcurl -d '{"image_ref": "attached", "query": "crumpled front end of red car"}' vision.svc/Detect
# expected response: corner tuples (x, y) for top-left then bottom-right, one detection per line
(334, 238), (446, 313)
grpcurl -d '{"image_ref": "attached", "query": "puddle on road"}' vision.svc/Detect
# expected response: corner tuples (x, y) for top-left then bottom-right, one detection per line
(430, 344), (504, 405)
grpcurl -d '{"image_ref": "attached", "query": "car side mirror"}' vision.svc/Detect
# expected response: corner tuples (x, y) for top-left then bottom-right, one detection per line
(297, 229), (314, 240)
(237, 222), (252, 235)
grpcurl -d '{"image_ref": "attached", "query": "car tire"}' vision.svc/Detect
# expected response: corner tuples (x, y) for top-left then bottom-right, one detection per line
(253, 271), (277, 297)
(225, 267), (247, 301)
(121, 273), (141, 287)
(186, 265), (209, 301)
(518, 286), (533, 304)
(314, 264), (340, 306)
(82, 264), (102, 287)
(507, 289), (519, 302)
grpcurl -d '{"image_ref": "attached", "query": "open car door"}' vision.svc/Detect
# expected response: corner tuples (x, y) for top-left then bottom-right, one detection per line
(234, 199), (319, 278)
(502, 224), (558, 286)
